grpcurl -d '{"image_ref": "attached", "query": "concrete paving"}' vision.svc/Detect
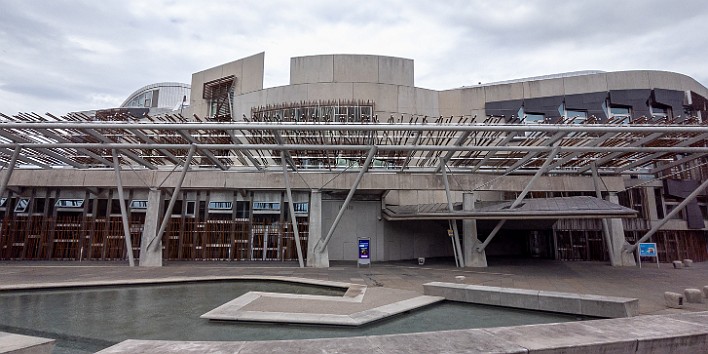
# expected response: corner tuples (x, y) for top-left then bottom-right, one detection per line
(1, 258), (706, 315)
(2, 258), (708, 352)
(95, 312), (708, 354)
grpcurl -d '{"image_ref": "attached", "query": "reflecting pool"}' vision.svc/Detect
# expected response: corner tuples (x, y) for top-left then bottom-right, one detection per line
(0, 281), (589, 353)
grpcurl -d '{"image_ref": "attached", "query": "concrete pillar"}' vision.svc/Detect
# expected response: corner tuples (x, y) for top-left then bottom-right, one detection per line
(608, 193), (636, 266)
(139, 188), (163, 267)
(306, 190), (329, 267)
(463, 193), (487, 267)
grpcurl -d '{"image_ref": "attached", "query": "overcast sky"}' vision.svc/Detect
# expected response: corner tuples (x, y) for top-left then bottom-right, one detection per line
(1, 0), (707, 115)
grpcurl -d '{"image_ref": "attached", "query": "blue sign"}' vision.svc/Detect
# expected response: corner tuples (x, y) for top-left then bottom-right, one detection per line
(358, 239), (370, 259)
(639, 243), (657, 257)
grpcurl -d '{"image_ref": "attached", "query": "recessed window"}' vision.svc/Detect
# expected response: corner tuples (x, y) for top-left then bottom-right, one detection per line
(651, 105), (670, 120)
(522, 112), (545, 137)
(14, 198), (29, 213)
(130, 200), (148, 209)
(208, 201), (233, 210)
(565, 110), (587, 124)
(186, 201), (196, 216)
(609, 106), (631, 124)
(0, 198), (6, 208)
(294, 202), (309, 214)
(235, 201), (249, 219)
(55, 199), (84, 208)
(253, 201), (280, 211)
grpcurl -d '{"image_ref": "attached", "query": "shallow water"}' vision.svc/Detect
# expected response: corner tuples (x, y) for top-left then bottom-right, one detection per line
(0, 281), (587, 353)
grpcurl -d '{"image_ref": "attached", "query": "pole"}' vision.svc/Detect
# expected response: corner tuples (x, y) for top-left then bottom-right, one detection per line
(440, 158), (464, 267)
(281, 151), (305, 268)
(624, 176), (708, 253)
(149, 144), (197, 249)
(112, 149), (135, 267)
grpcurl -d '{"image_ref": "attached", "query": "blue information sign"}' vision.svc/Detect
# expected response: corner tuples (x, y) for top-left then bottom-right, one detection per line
(639, 243), (657, 257)
(358, 239), (370, 259)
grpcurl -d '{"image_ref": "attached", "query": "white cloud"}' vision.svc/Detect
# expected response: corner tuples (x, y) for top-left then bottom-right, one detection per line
(1, 0), (707, 114)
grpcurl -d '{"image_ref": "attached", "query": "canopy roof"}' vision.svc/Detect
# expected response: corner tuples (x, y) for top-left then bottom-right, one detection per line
(383, 196), (638, 221)
(0, 112), (706, 175)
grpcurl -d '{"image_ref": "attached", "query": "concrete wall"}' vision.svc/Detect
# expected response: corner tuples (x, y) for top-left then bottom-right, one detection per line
(235, 54), (433, 121)
(317, 199), (453, 262)
(190, 52), (265, 117)
(290, 54), (414, 86)
(321, 200), (384, 261)
(383, 219), (453, 260)
(4, 170), (627, 193)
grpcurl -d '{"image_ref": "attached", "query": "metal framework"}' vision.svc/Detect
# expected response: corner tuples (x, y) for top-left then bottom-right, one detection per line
(0, 112), (706, 175)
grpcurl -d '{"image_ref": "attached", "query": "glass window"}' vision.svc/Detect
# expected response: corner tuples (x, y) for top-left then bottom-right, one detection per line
(524, 113), (545, 124)
(235, 201), (249, 219)
(610, 106), (631, 124)
(55, 199), (84, 208)
(14, 198), (29, 213)
(130, 200), (148, 209)
(208, 201), (233, 210)
(566, 110), (587, 124)
(522, 113), (544, 137)
(651, 105), (670, 120)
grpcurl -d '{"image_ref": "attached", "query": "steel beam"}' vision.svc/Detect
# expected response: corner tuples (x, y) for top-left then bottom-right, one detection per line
(470, 131), (516, 173)
(31, 128), (115, 167)
(0, 146), (21, 200)
(476, 145), (561, 252)
(503, 132), (566, 173)
(0, 130), (86, 168)
(648, 153), (708, 175)
(576, 133), (664, 173)
(399, 132), (422, 171)
(274, 131), (298, 171)
(434, 131), (472, 173)
(112, 149), (135, 267)
(83, 129), (157, 170)
(439, 157), (465, 267)
(624, 176), (708, 254)
(317, 147), (377, 251)
(148, 144), (197, 250)
(591, 163), (616, 266)
(226, 130), (262, 170)
(3, 121), (708, 134)
(1, 143), (707, 155)
(614, 133), (708, 173)
(131, 129), (181, 165)
(281, 151), (304, 268)
(177, 130), (228, 170)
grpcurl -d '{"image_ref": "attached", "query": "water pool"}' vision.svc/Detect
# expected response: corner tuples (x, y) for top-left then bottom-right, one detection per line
(0, 281), (589, 353)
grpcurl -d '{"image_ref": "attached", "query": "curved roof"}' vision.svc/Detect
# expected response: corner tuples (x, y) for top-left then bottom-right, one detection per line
(120, 82), (191, 108)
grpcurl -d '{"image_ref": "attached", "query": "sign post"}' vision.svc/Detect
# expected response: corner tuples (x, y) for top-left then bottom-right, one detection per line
(357, 238), (371, 268)
(638, 242), (659, 269)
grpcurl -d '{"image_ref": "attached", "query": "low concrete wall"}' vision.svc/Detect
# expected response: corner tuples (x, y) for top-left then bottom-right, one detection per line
(423, 282), (639, 318)
(0, 331), (55, 354)
(97, 312), (708, 353)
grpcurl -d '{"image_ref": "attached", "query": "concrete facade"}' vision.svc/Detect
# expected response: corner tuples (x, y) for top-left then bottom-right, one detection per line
(2, 53), (707, 268)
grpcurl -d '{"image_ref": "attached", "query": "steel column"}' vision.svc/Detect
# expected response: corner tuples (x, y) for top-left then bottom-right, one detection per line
(591, 163), (616, 266)
(148, 144), (197, 249)
(0, 146), (21, 200)
(281, 151), (305, 268)
(476, 145), (561, 252)
(624, 176), (708, 254)
(439, 157), (465, 267)
(317, 147), (377, 251)
(112, 149), (135, 267)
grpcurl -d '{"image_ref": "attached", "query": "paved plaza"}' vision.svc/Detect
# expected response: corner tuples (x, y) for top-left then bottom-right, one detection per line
(1, 258), (706, 315)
